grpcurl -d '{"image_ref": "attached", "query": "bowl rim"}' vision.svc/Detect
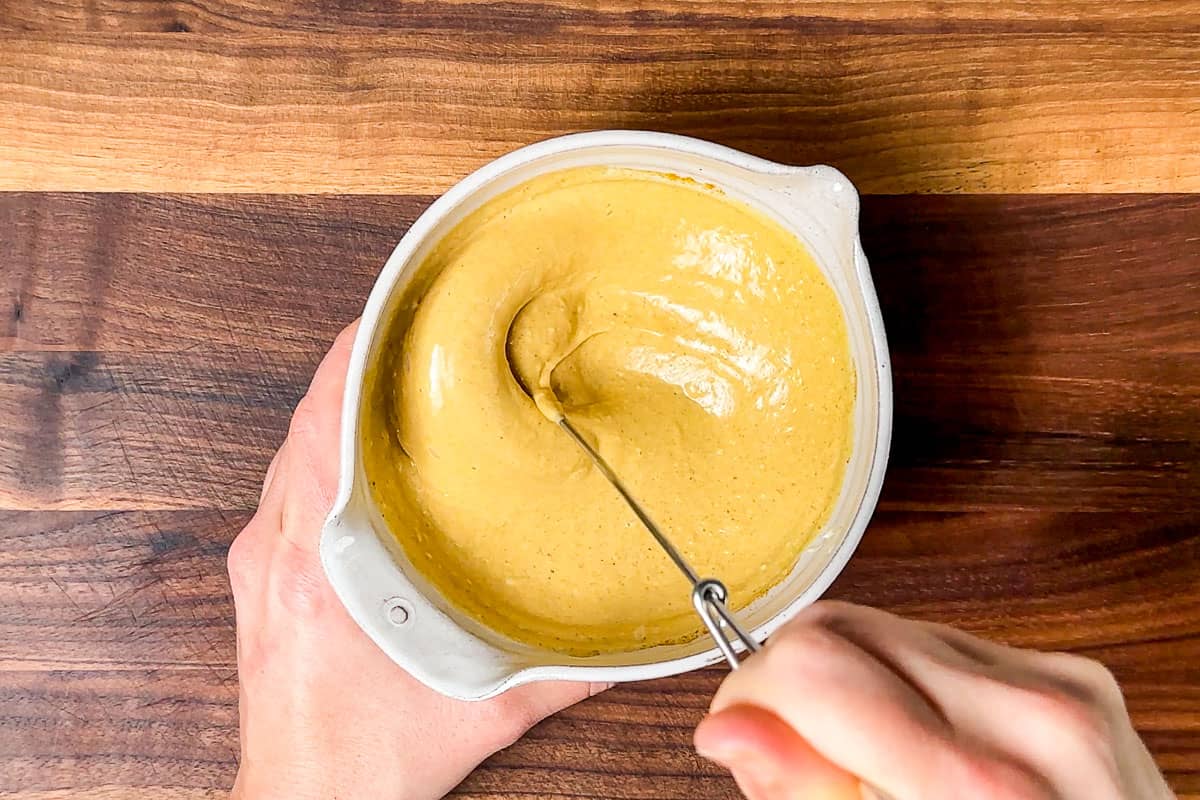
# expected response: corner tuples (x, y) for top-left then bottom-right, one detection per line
(321, 130), (893, 698)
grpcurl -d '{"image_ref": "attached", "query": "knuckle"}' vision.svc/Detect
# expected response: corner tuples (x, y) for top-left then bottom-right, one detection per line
(226, 530), (258, 590)
(271, 543), (328, 617)
(332, 321), (359, 352)
(765, 616), (849, 674)
(287, 394), (323, 448)
(796, 600), (902, 644)
(1022, 682), (1112, 754)
(1053, 652), (1123, 705)
(945, 750), (1053, 800)
(797, 599), (859, 628)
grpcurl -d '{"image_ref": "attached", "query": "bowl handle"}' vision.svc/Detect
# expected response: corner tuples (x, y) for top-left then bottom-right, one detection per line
(755, 164), (863, 283)
(319, 501), (523, 700)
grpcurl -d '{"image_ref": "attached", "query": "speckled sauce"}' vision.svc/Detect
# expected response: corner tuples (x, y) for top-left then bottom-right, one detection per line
(362, 166), (855, 656)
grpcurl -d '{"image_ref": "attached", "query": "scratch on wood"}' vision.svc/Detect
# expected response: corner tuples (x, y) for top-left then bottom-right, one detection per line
(75, 577), (163, 623)
(49, 576), (87, 619)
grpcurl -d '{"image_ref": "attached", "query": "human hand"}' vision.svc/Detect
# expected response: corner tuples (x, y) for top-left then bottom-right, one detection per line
(694, 601), (1173, 800)
(227, 322), (606, 800)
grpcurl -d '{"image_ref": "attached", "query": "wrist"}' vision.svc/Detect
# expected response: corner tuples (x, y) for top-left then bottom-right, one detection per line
(231, 757), (442, 800)
(230, 766), (347, 800)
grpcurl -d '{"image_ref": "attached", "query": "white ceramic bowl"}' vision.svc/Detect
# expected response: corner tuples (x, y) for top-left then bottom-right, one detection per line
(320, 130), (892, 700)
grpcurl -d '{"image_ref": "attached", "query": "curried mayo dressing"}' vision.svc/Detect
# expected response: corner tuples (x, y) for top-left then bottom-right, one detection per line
(362, 166), (854, 655)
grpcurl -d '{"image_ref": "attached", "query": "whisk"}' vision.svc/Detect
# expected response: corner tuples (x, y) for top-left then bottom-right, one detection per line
(516, 374), (897, 797)
(514, 367), (894, 797)
(554, 414), (762, 668)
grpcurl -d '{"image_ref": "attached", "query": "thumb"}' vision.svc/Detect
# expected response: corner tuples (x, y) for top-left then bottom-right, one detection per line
(505, 679), (612, 724)
(695, 704), (863, 800)
(489, 680), (613, 748)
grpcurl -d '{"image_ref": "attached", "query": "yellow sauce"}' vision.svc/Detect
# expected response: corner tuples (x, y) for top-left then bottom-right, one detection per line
(363, 166), (854, 655)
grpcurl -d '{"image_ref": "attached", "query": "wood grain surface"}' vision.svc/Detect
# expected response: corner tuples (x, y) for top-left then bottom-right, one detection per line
(7, 0), (1200, 33)
(2, 30), (1199, 193)
(3, 193), (1199, 796)
(2, 1), (1199, 798)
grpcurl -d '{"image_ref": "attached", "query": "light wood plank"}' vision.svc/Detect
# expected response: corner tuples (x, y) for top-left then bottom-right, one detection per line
(5, 0), (1200, 34)
(1, 33), (1197, 193)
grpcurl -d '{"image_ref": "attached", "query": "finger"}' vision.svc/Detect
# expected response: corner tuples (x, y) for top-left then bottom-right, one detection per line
(299, 319), (361, 429)
(796, 605), (1063, 799)
(259, 441), (288, 507)
(921, 620), (1022, 668)
(288, 319), (360, 488)
(919, 631), (1127, 797)
(925, 622), (1118, 709)
(280, 320), (361, 547)
(229, 440), (293, 598)
(800, 603), (989, 711)
(499, 679), (611, 730)
(711, 615), (954, 799)
(695, 704), (862, 800)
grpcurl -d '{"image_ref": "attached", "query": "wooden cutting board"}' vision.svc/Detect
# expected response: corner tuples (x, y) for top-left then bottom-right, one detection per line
(2, 2), (1198, 797)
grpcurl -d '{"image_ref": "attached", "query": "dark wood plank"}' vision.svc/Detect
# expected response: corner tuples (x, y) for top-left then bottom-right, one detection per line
(461, 671), (740, 800)
(830, 511), (1200, 650)
(866, 195), (1200, 358)
(0, 351), (312, 509)
(5, 0), (1200, 34)
(4, 510), (1196, 668)
(2, 33), (1198, 193)
(1, 194), (418, 352)
(0, 510), (240, 670)
(866, 193), (1200, 513)
(0, 509), (240, 797)
(3, 194), (1197, 510)
(2, 509), (1195, 795)
(0, 668), (238, 797)
(1, 349), (1195, 511)
(883, 356), (1200, 512)
(3, 655), (1193, 799)
(7, 194), (1195, 354)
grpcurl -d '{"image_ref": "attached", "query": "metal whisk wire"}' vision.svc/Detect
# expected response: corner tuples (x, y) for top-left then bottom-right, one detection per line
(557, 417), (761, 668)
